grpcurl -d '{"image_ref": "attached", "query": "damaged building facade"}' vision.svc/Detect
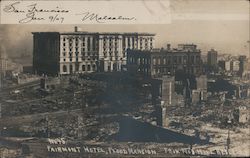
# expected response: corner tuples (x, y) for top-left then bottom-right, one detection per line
(238, 106), (250, 124)
(33, 27), (155, 75)
(192, 75), (208, 104)
(127, 44), (203, 78)
(152, 76), (175, 127)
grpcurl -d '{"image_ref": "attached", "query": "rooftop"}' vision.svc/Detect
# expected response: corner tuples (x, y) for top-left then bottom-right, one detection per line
(128, 45), (201, 54)
(32, 31), (155, 36)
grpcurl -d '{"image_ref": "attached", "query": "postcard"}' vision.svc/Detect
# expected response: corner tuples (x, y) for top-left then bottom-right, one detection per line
(0, 0), (249, 157)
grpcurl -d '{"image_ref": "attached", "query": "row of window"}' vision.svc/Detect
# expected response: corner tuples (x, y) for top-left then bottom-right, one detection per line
(62, 64), (96, 72)
(62, 40), (153, 51)
(124, 37), (153, 43)
(63, 45), (97, 52)
(103, 37), (120, 41)
(62, 47), (98, 53)
(62, 57), (98, 62)
(138, 68), (151, 73)
(152, 67), (174, 74)
(63, 37), (97, 42)
(152, 67), (198, 75)
(62, 37), (153, 43)
(103, 41), (119, 45)
(62, 52), (98, 56)
(128, 57), (151, 65)
(103, 47), (118, 51)
(152, 56), (200, 65)
(129, 55), (200, 66)
(63, 42), (98, 46)
(136, 67), (198, 75)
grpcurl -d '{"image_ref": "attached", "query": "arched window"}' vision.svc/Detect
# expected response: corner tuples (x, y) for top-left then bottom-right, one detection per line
(63, 65), (67, 72)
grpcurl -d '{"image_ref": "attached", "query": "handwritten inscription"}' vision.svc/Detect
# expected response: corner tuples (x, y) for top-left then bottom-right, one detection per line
(2, 1), (137, 24)
(76, 12), (136, 23)
(3, 2), (68, 23)
(3, 2), (25, 13)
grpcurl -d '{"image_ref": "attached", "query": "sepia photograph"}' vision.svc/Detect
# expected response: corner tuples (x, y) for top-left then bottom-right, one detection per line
(0, 0), (249, 157)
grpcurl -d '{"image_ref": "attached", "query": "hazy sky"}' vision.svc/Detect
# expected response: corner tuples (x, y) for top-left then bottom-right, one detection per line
(0, 0), (249, 58)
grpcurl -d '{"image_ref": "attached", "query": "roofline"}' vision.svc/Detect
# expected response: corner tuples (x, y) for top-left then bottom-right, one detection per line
(128, 49), (201, 54)
(32, 32), (60, 34)
(32, 31), (155, 36)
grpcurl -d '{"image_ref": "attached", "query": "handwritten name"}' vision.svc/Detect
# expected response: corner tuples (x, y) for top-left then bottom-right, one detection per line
(76, 11), (136, 23)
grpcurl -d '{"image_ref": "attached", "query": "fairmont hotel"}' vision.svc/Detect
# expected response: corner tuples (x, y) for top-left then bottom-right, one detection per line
(32, 27), (155, 75)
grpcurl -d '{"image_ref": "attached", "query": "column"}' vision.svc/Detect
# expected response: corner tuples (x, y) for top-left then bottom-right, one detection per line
(152, 37), (155, 48)
(142, 37), (145, 50)
(110, 61), (113, 71)
(125, 37), (128, 50)
(67, 64), (70, 74)
(99, 36), (103, 58)
(118, 35), (122, 58)
(104, 61), (108, 71)
(90, 36), (93, 51)
(130, 37), (132, 49)
(138, 37), (141, 49)
(85, 36), (88, 53)
(112, 37), (115, 60)
(107, 38), (110, 58)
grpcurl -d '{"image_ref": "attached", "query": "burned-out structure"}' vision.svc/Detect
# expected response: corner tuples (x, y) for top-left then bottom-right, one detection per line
(127, 44), (206, 106)
(151, 76), (175, 127)
(238, 106), (250, 124)
(127, 44), (203, 78)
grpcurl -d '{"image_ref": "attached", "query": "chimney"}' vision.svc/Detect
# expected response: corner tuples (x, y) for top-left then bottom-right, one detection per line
(167, 44), (171, 50)
(74, 26), (78, 32)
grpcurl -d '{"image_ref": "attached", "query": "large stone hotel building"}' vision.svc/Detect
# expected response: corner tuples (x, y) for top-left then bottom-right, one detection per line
(32, 27), (155, 75)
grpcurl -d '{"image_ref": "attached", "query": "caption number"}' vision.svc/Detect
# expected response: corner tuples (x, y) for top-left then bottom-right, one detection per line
(49, 14), (64, 23)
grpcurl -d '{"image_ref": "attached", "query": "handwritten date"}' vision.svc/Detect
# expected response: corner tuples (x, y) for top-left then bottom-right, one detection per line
(49, 15), (64, 23)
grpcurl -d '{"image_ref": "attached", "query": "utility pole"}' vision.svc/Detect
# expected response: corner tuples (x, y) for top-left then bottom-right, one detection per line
(77, 114), (83, 139)
(226, 116), (232, 156)
(247, 40), (250, 58)
(0, 103), (1, 119)
(46, 115), (51, 138)
(226, 129), (230, 155)
(0, 72), (1, 89)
